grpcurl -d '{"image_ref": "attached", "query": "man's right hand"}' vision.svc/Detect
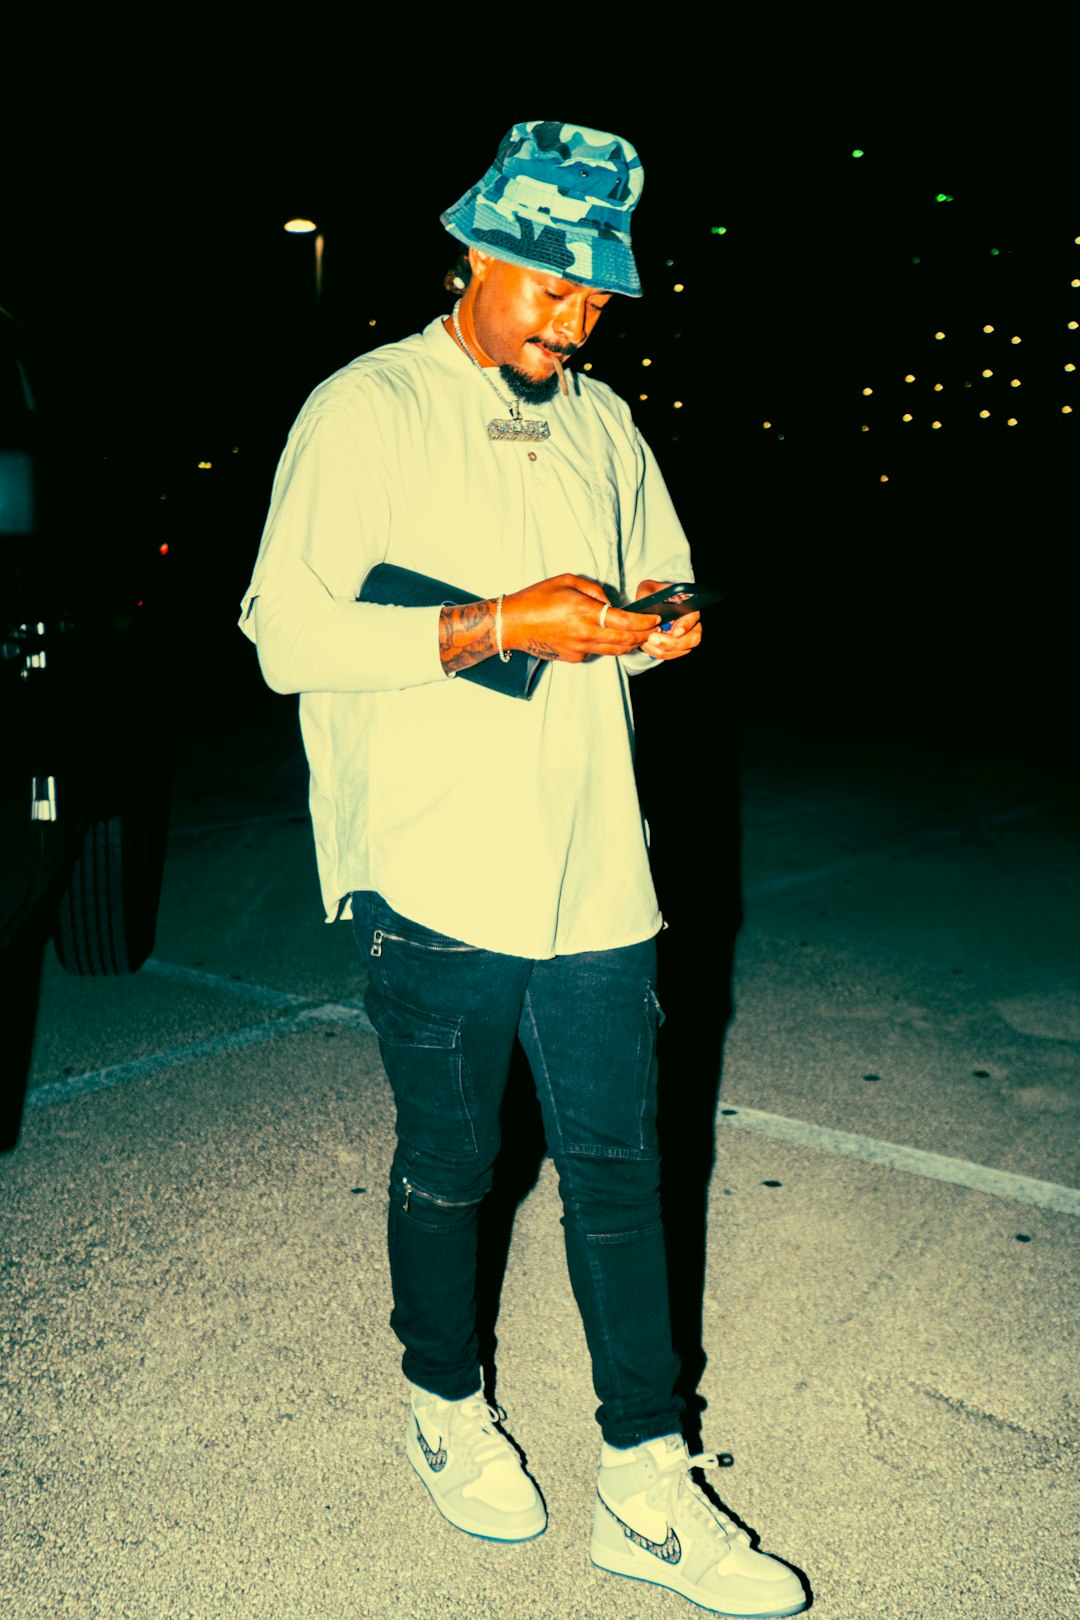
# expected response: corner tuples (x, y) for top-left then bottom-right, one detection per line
(502, 574), (659, 663)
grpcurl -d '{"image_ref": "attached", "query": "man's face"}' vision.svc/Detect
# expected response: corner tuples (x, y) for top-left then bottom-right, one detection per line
(467, 250), (613, 400)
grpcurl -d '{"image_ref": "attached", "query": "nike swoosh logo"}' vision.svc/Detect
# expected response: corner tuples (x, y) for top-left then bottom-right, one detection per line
(414, 1417), (448, 1473)
(598, 1492), (682, 1565)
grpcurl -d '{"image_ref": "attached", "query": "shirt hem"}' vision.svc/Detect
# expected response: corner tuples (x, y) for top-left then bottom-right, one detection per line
(333, 888), (663, 959)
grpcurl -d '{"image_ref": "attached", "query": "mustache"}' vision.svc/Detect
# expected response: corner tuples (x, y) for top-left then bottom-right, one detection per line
(527, 338), (578, 357)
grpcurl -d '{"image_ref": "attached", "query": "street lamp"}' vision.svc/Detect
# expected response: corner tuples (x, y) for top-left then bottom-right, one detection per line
(283, 219), (324, 304)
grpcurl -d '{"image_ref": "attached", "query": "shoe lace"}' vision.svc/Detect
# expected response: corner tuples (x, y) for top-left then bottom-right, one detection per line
(655, 1451), (751, 1549)
(450, 1396), (517, 1469)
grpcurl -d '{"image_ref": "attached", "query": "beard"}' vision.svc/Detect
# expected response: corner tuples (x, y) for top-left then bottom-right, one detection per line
(499, 364), (561, 406)
(500, 341), (572, 406)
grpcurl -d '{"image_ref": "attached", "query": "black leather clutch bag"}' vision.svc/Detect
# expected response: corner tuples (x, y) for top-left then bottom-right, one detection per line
(359, 562), (547, 701)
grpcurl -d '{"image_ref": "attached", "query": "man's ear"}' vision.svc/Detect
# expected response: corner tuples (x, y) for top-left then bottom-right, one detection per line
(468, 247), (494, 282)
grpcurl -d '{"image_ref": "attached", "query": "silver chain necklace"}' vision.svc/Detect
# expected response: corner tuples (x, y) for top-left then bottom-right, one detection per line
(451, 300), (551, 443)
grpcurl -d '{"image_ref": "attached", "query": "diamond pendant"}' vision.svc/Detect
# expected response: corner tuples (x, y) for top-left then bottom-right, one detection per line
(487, 415), (550, 442)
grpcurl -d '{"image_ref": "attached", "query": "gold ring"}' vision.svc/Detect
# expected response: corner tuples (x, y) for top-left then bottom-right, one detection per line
(599, 603), (610, 629)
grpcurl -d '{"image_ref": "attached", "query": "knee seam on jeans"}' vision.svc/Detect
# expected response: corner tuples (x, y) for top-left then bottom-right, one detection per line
(576, 1220), (666, 1246)
(562, 1144), (658, 1164)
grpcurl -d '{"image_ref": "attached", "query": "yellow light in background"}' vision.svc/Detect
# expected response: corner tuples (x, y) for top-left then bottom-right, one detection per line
(979, 410), (991, 418)
(1072, 279), (1080, 288)
(1010, 379), (1021, 387)
(982, 369), (993, 377)
(1011, 335), (1022, 344)
(283, 219), (317, 233)
(905, 374), (916, 382)
(1069, 321), (1079, 330)
(1064, 405), (1075, 414)
(197, 460), (212, 469)
(641, 358), (652, 367)
(1007, 418), (1018, 426)
(673, 401), (683, 409)
(673, 283), (685, 292)
(983, 324), (994, 333)
(902, 413), (913, 422)
(932, 420), (942, 429)
(369, 319), (377, 326)
(862, 387), (873, 395)
(763, 421), (772, 429)
(935, 331), (945, 341)
(1066, 363), (1077, 372)
(879, 474), (889, 483)
(861, 424), (869, 432)
(583, 362), (593, 371)
(639, 393), (649, 400)
(933, 383), (944, 392)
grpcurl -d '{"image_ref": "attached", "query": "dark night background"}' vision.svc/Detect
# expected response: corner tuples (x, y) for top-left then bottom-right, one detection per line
(3, 85), (1075, 751)
(3, 81), (1079, 1616)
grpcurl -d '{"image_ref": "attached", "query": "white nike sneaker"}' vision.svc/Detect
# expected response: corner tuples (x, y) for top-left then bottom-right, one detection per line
(591, 1435), (807, 1617)
(405, 1384), (547, 1542)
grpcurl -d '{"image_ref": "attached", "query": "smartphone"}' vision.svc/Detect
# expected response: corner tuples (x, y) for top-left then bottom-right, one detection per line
(624, 582), (723, 631)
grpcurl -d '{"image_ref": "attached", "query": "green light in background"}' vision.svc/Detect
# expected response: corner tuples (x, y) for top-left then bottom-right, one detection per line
(710, 226), (727, 235)
(935, 193), (954, 203)
(912, 256), (922, 264)
(852, 149), (864, 158)
(990, 248), (1001, 256)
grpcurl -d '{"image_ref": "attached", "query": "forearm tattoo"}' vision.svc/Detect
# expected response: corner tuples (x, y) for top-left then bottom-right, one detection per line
(439, 599), (499, 673)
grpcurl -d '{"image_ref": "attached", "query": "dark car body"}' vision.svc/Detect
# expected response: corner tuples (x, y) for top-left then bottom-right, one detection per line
(1, 306), (171, 1150)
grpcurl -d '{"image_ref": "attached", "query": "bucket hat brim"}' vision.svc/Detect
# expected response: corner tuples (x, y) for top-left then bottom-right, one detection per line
(440, 121), (644, 299)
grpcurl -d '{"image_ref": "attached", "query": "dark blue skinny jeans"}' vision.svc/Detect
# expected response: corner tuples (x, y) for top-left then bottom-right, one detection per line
(354, 891), (683, 1448)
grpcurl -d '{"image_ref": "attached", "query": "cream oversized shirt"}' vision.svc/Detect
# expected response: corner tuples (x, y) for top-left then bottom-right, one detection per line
(240, 315), (693, 957)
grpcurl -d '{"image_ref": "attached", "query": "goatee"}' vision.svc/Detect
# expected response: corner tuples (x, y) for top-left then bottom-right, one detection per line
(500, 363), (562, 406)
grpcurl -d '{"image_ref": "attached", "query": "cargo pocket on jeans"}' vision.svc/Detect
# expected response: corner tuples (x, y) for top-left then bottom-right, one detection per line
(365, 986), (478, 1158)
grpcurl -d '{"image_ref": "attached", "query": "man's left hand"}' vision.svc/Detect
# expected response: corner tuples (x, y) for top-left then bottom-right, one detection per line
(634, 580), (703, 662)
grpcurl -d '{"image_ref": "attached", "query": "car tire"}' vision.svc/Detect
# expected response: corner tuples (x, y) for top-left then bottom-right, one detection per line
(53, 798), (169, 976)
(1, 931), (45, 1152)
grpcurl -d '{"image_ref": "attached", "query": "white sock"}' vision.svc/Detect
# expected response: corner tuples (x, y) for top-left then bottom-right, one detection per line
(409, 1381), (482, 1408)
(600, 1433), (681, 1469)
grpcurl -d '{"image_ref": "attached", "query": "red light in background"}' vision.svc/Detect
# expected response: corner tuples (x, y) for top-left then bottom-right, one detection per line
(159, 544), (169, 556)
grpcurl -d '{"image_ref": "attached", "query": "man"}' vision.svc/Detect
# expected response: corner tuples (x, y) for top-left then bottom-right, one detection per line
(241, 121), (806, 1618)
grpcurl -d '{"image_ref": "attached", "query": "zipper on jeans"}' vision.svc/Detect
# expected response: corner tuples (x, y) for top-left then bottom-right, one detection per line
(401, 1176), (482, 1214)
(371, 928), (475, 958)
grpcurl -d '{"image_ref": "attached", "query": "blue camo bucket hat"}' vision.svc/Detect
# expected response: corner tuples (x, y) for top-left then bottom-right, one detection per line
(441, 121), (644, 298)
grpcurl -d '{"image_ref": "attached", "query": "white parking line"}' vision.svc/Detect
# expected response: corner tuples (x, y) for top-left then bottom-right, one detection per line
(25, 958), (1078, 1219)
(25, 1001), (376, 1114)
(26, 958), (375, 1114)
(140, 957), (312, 1009)
(27, 1018), (313, 1110)
(719, 1104), (1080, 1217)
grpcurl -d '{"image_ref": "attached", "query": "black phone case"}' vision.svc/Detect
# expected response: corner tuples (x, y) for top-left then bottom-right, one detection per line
(358, 563), (547, 701)
(624, 583), (724, 617)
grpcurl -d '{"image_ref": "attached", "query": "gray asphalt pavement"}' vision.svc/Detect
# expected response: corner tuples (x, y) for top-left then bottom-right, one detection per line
(3, 702), (1078, 1619)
